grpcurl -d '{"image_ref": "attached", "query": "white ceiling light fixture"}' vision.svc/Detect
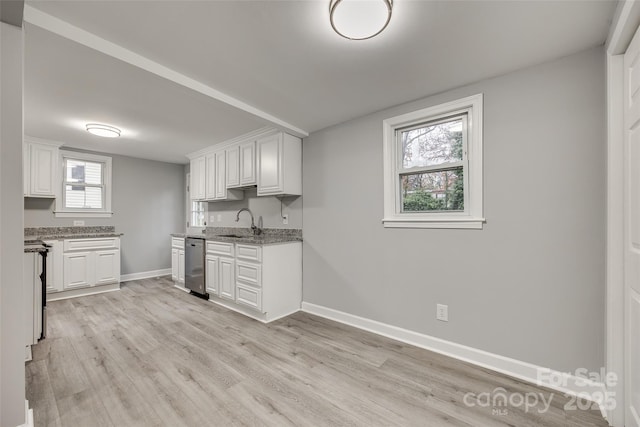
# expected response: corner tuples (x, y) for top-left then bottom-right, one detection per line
(86, 123), (121, 138)
(329, 0), (393, 40)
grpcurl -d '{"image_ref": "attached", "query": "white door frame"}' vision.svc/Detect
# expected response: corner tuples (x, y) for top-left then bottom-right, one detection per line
(606, 2), (640, 425)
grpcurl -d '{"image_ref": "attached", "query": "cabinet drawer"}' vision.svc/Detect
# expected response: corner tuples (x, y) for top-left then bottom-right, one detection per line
(206, 241), (234, 257)
(236, 261), (261, 288)
(236, 284), (262, 312)
(236, 244), (262, 262)
(171, 237), (184, 249)
(64, 238), (119, 252)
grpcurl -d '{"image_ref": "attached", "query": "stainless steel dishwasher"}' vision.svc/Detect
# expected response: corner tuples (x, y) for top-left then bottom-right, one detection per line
(185, 237), (208, 299)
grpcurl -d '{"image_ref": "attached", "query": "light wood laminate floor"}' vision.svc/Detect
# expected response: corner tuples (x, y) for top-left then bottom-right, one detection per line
(26, 277), (607, 427)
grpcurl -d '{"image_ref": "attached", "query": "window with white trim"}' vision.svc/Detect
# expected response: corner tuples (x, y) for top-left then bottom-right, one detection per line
(383, 94), (484, 229)
(185, 173), (207, 231)
(56, 151), (112, 218)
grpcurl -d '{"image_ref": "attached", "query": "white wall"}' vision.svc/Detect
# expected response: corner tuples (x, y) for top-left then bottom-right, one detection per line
(303, 46), (606, 374)
(1, 21), (26, 427)
(24, 149), (185, 275)
(206, 188), (302, 229)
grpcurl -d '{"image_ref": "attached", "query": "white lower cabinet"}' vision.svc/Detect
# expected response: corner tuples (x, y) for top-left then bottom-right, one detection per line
(171, 237), (185, 286)
(206, 240), (301, 322)
(178, 250), (185, 283)
(95, 250), (120, 285)
(219, 257), (235, 300)
(205, 255), (219, 296)
(44, 240), (63, 294)
(171, 248), (179, 281)
(59, 237), (121, 297)
(63, 251), (92, 289)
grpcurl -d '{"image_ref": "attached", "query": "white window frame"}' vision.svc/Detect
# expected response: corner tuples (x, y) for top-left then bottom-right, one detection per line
(383, 94), (484, 229)
(186, 173), (207, 233)
(55, 150), (113, 218)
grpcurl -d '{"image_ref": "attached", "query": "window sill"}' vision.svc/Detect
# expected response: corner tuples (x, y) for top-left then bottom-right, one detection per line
(382, 217), (485, 229)
(54, 211), (114, 218)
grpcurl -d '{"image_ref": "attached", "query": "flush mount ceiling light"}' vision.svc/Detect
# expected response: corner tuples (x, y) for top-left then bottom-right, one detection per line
(329, 0), (393, 40)
(86, 123), (121, 138)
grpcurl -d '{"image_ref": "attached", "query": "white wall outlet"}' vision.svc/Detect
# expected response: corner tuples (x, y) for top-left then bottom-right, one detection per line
(73, 220), (85, 226)
(282, 214), (289, 225)
(436, 304), (449, 322)
(209, 215), (215, 223)
(217, 214), (222, 222)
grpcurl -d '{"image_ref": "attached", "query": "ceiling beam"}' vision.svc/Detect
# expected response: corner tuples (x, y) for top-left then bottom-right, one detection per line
(23, 5), (309, 138)
(0, 0), (24, 27)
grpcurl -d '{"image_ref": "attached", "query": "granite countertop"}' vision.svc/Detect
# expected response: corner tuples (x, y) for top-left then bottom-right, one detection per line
(24, 226), (123, 241)
(172, 227), (302, 245)
(24, 246), (48, 253)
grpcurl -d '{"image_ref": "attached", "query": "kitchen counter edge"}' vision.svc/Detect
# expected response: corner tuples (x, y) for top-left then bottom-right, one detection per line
(171, 233), (302, 245)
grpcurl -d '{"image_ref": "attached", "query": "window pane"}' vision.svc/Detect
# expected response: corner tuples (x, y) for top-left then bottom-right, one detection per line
(190, 201), (206, 227)
(65, 185), (103, 209)
(84, 162), (103, 185)
(401, 168), (464, 212)
(401, 118), (463, 169)
(66, 160), (85, 183)
(65, 159), (103, 185)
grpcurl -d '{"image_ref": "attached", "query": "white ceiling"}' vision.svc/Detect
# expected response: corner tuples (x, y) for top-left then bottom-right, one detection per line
(24, 0), (616, 164)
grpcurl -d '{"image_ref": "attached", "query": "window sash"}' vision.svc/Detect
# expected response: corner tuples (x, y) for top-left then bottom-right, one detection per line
(62, 158), (106, 210)
(189, 201), (207, 228)
(395, 114), (469, 215)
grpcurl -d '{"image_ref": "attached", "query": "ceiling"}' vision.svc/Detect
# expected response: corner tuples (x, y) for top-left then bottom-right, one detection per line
(24, 0), (617, 164)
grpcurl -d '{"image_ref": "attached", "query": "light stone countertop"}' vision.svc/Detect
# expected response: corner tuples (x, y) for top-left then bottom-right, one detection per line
(24, 226), (123, 241)
(172, 227), (302, 245)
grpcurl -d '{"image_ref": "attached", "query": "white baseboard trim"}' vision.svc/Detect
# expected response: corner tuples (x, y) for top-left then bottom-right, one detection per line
(120, 268), (171, 282)
(47, 283), (120, 302)
(301, 302), (608, 418)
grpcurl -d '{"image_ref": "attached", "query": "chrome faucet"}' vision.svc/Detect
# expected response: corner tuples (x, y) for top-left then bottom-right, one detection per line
(235, 208), (262, 236)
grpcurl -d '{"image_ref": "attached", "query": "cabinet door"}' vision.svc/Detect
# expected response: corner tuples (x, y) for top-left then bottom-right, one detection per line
(257, 133), (283, 195)
(171, 248), (179, 281)
(215, 151), (227, 199)
(94, 249), (120, 285)
(226, 145), (240, 188)
(219, 257), (235, 300)
(178, 249), (185, 283)
(206, 255), (219, 296)
(205, 153), (216, 200)
(240, 141), (257, 186)
(45, 244), (62, 293)
(63, 252), (92, 289)
(190, 156), (206, 200)
(29, 143), (58, 197)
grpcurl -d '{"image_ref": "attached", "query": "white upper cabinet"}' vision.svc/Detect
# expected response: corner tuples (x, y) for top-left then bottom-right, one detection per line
(257, 132), (301, 196)
(239, 140), (257, 186)
(186, 128), (300, 200)
(24, 139), (61, 198)
(214, 150), (243, 201)
(190, 156), (206, 200)
(226, 145), (241, 188)
(227, 141), (257, 188)
(205, 153), (216, 200)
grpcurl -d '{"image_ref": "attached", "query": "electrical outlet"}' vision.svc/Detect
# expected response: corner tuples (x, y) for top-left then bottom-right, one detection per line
(73, 220), (85, 226)
(282, 214), (289, 225)
(436, 304), (449, 322)
(217, 214), (222, 222)
(209, 215), (215, 223)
